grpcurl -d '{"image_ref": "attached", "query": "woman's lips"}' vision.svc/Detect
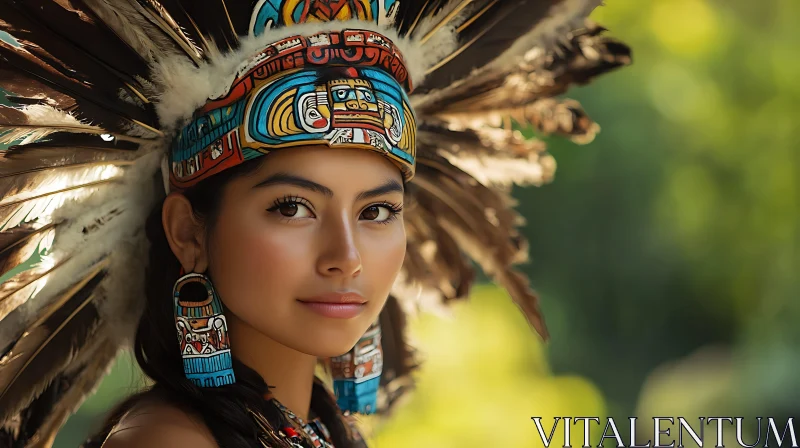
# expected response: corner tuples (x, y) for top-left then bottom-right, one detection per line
(298, 301), (367, 319)
(297, 292), (367, 319)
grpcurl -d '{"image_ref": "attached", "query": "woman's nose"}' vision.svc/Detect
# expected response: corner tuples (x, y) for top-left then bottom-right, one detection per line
(316, 211), (362, 278)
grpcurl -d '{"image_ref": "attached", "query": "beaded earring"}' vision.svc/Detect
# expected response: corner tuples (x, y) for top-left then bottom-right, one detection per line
(173, 268), (236, 387)
(330, 320), (383, 414)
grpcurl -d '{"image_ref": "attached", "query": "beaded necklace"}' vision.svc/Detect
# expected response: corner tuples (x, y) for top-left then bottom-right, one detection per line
(265, 395), (334, 448)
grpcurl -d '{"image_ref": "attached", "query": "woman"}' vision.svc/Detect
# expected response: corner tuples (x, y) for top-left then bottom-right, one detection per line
(0, 1), (631, 447)
(98, 145), (407, 447)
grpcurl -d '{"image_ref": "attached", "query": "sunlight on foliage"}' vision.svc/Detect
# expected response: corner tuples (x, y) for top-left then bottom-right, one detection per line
(362, 285), (606, 448)
(649, 0), (725, 57)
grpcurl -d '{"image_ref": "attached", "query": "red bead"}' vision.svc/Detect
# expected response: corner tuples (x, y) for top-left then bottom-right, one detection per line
(283, 427), (299, 438)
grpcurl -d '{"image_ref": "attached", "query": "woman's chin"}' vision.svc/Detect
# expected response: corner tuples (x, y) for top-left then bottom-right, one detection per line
(287, 314), (376, 357)
(306, 334), (364, 358)
(286, 328), (365, 358)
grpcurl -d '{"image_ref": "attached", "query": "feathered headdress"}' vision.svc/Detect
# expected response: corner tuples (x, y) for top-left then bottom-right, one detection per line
(0, 0), (630, 445)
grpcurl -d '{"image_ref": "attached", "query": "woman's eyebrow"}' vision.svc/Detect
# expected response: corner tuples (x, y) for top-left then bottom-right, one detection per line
(356, 179), (404, 201)
(253, 172), (403, 199)
(253, 172), (333, 197)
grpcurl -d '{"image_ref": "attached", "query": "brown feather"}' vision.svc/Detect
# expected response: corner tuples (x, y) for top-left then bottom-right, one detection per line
(131, 0), (206, 63)
(377, 295), (419, 414)
(415, 0), (566, 93)
(0, 41), (155, 134)
(0, 257), (70, 322)
(517, 98), (600, 143)
(0, 148), (132, 180)
(1, 0), (152, 93)
(2, 95), (55, 107)
(403, 202), (476, 303)
(0, 159), (127, 278)
(0, 68), (77, 111)
(0, 173), (118, 234)
(0, 134), (138, 200)
(417, 123), (556, 188)
(0, 105), (158, 144)
(496, 268), (549, 340)
(397, 240), (435, 293)
(1, 123), (99, 146)
(4, 132), (140, 155)
(0, 104), (26, 128)
(395, 0), (451, 35)
(416, 20), (632, 116)
(0, 223), (56, 281)
(0, 261), (107, 422)
(0, 161), (132, 205)
(0, 174), (121, 212)
(409, 153), (548, 339)
(0, 3), (157, 118)
(176, 0), (244, 51)
(0, 223), (54, 259)
(8, 336), (118, 448)
(417, 0), (476, 44)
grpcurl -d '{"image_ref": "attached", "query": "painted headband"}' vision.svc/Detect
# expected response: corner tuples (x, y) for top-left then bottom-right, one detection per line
(168, 28), (417, 191)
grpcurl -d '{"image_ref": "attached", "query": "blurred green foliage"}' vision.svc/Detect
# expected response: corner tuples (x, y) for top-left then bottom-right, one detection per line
(51, 0), (798, 446)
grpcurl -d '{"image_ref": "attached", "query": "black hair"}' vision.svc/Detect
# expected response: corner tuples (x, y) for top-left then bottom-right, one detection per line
(82, 156), (364, 448)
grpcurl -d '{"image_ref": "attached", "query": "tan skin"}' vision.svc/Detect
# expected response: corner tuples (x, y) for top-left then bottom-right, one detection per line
(103, 146), (407, 447)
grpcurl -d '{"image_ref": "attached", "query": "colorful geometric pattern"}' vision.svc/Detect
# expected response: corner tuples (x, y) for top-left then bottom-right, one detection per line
(331, 320), (383, 414)
(173, 273), (236, 388)
(249, 0), (400, 34)
(169, 29), (416, 191)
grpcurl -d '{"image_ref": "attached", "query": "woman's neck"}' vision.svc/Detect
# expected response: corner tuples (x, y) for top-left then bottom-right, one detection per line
(225, 313), (317, 421)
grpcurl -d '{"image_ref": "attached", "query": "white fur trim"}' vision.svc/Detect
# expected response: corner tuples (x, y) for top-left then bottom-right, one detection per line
(160, 153), (171, 195)
(152, 19), (456, 132)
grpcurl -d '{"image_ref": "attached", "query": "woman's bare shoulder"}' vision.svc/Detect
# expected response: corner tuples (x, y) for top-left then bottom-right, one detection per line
(101, 400), (218, 448)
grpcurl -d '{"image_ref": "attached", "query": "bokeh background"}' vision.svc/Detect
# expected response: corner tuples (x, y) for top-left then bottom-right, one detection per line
(10, 0), (795, 446)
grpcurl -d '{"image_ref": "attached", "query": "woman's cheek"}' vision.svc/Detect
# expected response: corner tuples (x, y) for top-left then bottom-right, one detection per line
(212, 212), (307, 312)
(232, 225), (311, 296)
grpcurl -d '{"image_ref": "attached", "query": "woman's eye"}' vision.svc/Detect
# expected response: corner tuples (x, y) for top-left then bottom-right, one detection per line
(361, 205), (395, 222)
(269, 200), (313, 219)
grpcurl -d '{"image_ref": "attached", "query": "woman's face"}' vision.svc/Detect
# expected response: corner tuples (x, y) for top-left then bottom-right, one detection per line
(205, 146), (406, 357)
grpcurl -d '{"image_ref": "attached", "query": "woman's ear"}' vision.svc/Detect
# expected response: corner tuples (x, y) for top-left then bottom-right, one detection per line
(162, 193), (209, 273)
